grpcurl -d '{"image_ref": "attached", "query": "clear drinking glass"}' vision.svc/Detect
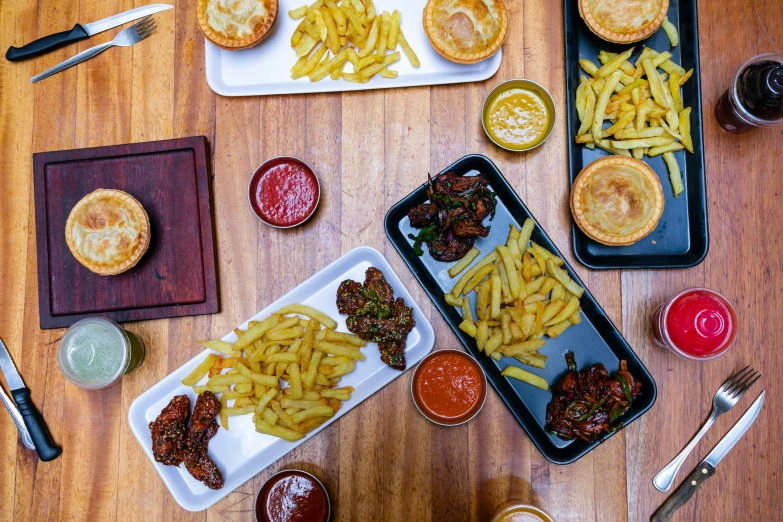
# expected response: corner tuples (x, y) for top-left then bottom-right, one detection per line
(715, 53), (783, 132)
(58, 318), (145, 389)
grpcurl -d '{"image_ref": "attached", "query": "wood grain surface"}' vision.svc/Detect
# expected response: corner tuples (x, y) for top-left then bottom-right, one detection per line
(1, 1), (780, 521)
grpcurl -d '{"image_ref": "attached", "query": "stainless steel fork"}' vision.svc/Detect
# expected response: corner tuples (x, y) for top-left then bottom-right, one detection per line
(652, 366), (760, 492)
(31, 16), (157, 83)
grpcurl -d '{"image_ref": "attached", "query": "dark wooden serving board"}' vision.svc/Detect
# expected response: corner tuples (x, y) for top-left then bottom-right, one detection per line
(33, 136), (219, 329)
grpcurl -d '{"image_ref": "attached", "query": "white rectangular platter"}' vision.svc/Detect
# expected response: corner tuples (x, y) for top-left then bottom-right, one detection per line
(205, 1), (502, 96)
(128, 246), (435, 511)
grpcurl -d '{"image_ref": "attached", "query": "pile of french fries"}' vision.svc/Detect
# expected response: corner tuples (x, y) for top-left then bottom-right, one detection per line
(181, 304), (365, 442)
(444, 218), (585, 391)
(574, 25), (694, 197)
(288, 0), (419, 83)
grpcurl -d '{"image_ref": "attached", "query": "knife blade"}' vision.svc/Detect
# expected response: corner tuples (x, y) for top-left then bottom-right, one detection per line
(0, 384), (35, 450)
(5, 4), (172, 62)
(0, 338), (61, 461)
(651, 391), (765, 522)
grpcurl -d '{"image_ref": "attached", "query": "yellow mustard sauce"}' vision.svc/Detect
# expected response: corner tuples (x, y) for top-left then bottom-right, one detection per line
(485, 88), (551, 150)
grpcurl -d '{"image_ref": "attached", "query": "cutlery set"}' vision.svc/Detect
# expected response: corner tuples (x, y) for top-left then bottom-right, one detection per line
(5, 3), (171, 82)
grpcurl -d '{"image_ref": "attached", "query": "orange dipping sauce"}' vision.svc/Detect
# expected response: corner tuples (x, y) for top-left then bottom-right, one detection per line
(413, 350), (486, 424)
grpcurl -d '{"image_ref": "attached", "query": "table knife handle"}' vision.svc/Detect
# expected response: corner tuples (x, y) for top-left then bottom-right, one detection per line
(6, 24), (89, 62)
(651, 463), (716, 522)
(11, 387), (61, 461)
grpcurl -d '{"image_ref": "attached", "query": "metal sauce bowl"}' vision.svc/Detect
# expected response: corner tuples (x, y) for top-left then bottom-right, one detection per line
(247, 156), (321, 229)
(410, 349), (488, 427)
(482, 79), (556, 152)
(254, 469), (331, 522)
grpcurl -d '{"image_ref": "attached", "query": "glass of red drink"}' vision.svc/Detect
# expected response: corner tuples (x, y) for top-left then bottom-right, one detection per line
(653, 288), (737, 360)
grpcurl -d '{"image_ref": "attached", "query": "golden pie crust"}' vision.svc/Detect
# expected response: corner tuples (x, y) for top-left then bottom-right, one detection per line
(197, 0), (278, 50)
(65, 189), (151, 276)
(570, 156), (664, 246)
(578, 0), (669, 44)
(423, 0), (508, 65)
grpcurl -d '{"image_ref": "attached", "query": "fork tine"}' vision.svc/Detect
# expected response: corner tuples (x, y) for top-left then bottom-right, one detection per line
(136, 19), (155, 33)
(719, 366), (750, 393)
(138, 27), (156, 40)
(728, 369), (759, 397)
(135, 15), (153, 27)
(735, 374), (761, 398)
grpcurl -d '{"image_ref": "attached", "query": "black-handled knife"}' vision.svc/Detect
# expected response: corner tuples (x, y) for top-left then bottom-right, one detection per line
(5, 4), (172, 62)
(0, 338), (61, 461)
(651, 391), (765, 522)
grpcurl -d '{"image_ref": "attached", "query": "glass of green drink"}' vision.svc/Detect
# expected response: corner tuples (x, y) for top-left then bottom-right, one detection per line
(58, 318), (145, 389)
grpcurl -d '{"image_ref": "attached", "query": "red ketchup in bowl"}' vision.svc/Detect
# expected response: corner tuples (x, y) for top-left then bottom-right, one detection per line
(249, 157), (320, 228)
(255, 470), (329, 522)
(654, 288), (737, 360)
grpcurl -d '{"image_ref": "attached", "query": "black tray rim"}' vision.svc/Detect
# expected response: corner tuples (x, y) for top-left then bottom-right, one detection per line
(563, 0), (710, 270)
(384, 153), (657, 464)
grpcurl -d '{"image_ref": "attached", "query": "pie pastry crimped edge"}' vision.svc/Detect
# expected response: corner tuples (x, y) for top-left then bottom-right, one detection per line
(65, 189), (151, 276)
(570, 156), (664, 246)
(423, 0), (509, 65)
(196, 0), (278, 51)
(578, 0), (669, 44)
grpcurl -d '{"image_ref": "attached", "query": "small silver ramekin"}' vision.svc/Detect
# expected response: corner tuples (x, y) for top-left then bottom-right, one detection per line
(410, 349), (488, 427)
(254, 469), (331, 522)
(481, 79), (556, 152)
(247, 156), (321, 229)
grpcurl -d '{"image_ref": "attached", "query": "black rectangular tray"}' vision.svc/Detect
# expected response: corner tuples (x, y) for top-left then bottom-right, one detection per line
(385, 155), (656, 464)
(564, 0), (708, 269)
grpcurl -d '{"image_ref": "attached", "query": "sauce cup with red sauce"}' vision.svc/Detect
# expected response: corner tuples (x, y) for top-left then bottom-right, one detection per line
(255, 469), (330, 522)
(411, 349), (487, 426)
(653, 288), (738, 361)
(248, 157), (321, 229)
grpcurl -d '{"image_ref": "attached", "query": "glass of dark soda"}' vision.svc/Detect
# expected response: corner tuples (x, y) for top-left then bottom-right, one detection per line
(715, 53), (783, 132)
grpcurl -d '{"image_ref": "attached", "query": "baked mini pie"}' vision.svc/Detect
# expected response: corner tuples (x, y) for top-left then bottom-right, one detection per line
(197, 0), (278, 50)
(578, 0), (669, 44)
(423, 0), (508, 65)
(570, 156), (664, 246)
(65, 189), (151, 276)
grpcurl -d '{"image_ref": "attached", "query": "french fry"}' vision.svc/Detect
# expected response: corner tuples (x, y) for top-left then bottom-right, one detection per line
(595, 47), (635, 78)
(484, 330), (503, 356)
(255, 419), (304, 441)
(643, 58), (670, 109)
(289, 5), (309, 19)
(198, 339), (240, 357)
(291, 405), (334, 425)
(462, 264), (495, 295)
(398, 29), (419, 67)
(592, 71), (623, 145)
(500, 340), (547, 357)
(663, 152), (684, 197)
(459, 320), (477, 337)
(181, 354), (218, 386)
(546, 320), (572, 339)
(275, 304), (337, 330)
(661, 16), (679, 47)
(545, 296), (580, 327)
(501, 365), (548, 390)
(546, 260), (584, 298)
(448, 247), (480, 278)
(288, 363), (304, 400)
(451, 251), (498, 297)
(497, 245), (521, 299)
(319, 387), (353, 400)
(315, 341), (365, 360)
(679, 107), (693, 153)
(303, 350), (322, 390)
(476, 279), (490, 320)
(192, 385), (229, 394)
(234, 315), (279, 350)
(219, 395), (228, 430)
(235, 363), (281, 387)
(490, 274), (502, 319)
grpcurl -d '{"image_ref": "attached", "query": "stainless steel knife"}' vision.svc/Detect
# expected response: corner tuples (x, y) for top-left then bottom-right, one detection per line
(651, 391), (765, 522)
(0, 383), (35, 450)
(0, 338), (61, 461)
(5, 4), (172, 62)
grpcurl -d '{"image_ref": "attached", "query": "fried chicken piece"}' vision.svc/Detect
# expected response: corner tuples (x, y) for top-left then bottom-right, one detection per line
(408, 203), (435, 227)
(451, 219), (490, 238)
(338, 269), (415, 370)
(149, 395), (190, 466)
(183, 392), (223, 490)
(364, 267), (394, 305)
(428, 235), (474, 262)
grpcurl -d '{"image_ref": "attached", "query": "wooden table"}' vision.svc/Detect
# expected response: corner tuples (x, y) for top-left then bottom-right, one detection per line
(1, 1), (780, 520)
